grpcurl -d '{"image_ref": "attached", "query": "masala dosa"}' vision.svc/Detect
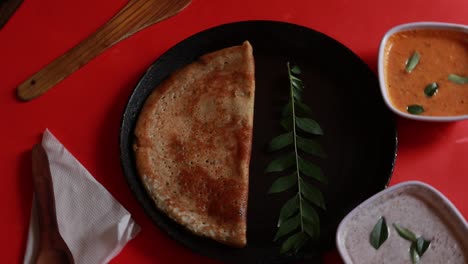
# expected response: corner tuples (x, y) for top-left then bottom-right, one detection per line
(133, 41), (254, 247)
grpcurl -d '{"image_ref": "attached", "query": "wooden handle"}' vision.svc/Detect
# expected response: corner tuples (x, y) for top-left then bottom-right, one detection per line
(17, 0), (191, 101)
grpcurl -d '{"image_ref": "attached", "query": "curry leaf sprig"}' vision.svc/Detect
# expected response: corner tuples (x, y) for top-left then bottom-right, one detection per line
(265, 62), (327, 254)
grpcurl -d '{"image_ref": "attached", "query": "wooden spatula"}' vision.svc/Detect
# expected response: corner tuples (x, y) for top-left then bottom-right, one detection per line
(17, 0), (191, 101)
(31, 143), (74, 264)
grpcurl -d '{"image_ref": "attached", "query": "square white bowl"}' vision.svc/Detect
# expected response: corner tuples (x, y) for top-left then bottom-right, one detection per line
(378, 22), (468, 122)
(336, 181), (468, 263)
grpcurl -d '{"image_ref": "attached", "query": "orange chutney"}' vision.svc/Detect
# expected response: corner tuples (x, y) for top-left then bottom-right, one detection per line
(384, 29), (468, 116)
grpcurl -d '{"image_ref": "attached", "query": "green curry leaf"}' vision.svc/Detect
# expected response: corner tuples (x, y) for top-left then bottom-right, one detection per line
(298, 157), (327, 183)
(410, 243), (421, 264)
(416, 237), (431, 256)
(280, 232), (309, 254)
(393, 223), (418, 242)
(405, 51), (420, 73)
(296, 136), (327, 158)
(407, 105), (424, 115)
(296, 117), (323, 135)
(268, 132), (294, 151)
(424, 82), (439, 97)
(448, 74), (468, 84)
(265, 153), (296, 173)
(269, 173), (297, 194)
(370, 216), (388, 250)
(274, 214), (301, 241)
(277, 195), (299, 227)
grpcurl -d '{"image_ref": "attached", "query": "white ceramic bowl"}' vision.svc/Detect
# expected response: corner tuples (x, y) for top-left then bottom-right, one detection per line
(336, 181), (468, 263)
(378, 22), (468, 122)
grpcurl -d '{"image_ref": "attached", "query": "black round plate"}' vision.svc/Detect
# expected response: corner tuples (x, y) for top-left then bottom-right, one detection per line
(120, 20), (397, 263)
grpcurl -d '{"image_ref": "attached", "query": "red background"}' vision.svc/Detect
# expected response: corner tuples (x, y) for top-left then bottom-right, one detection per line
(1, 0), (468, 263)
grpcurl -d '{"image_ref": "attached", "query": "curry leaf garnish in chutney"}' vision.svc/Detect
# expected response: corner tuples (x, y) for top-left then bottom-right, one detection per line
(424, 82), (439, 97)
(265, 63), (327, 254)
(407, 105), (424, 115)
(393, 223), (418, 242)
(405, 51), (420, 73)
(448, 74), (468, 84)
(370, 216), (389, 249)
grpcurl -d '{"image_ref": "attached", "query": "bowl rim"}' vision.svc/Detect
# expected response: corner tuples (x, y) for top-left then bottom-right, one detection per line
(335, 180), (468, 263)
(377, 21), (468, 122)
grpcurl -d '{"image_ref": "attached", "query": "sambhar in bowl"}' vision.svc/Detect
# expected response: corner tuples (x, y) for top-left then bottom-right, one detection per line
(378, 22), (468, 121)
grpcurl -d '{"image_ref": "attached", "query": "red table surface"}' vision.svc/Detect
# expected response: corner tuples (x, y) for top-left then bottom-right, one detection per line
(1, 0), (468, 263)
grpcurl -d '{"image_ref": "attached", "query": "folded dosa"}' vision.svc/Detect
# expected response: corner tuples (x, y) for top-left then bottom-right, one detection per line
(134, 41), (255, 247)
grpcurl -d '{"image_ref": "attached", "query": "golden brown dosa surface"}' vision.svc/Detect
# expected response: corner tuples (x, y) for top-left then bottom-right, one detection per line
(133, 41), (255, 247)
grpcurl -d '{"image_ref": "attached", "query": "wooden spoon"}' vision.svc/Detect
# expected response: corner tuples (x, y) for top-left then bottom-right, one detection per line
(31, 143), (74, 264)
(17, 0), (191, 101)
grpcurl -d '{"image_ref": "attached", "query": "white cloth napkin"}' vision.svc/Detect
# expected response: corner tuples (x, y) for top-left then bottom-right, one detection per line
(24, 129), (140, 264)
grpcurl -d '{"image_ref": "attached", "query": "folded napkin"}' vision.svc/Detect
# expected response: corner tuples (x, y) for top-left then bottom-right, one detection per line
(24, 129), (140, 264)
